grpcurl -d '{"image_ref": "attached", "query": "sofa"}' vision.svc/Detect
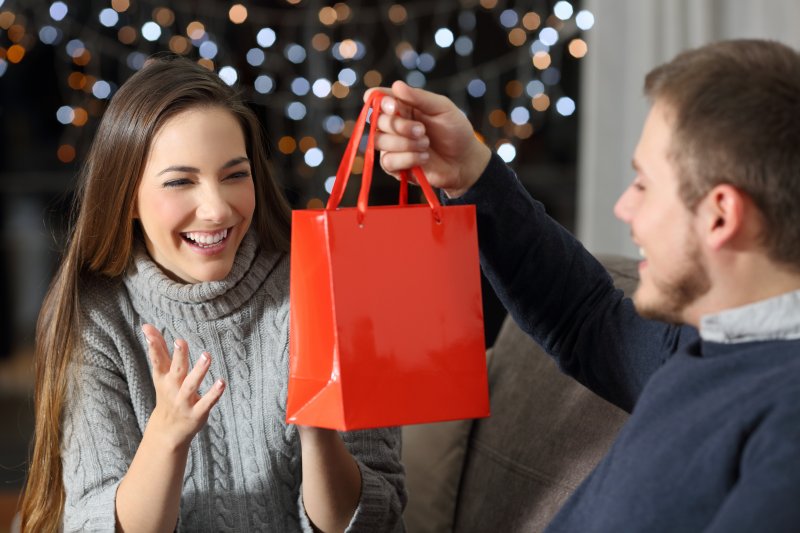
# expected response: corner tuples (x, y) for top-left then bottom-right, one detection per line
(401, 255), (637, 533)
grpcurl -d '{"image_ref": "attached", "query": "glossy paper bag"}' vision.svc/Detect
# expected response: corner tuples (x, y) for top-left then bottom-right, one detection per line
(287, 92), (489, 430)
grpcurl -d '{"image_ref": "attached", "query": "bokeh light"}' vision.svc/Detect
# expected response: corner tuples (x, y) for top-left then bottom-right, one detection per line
(435, 28), (454, 48)
(556, 96), (576, 116)
(218, 66), (238, 86)
(99, 8), (118, 27)
(49, 2), (68, 21)
(228, 4), (247, 24)
(254, 74), (275, 94)
(497, 143), (516, 162)
(576, 10), (595, 30)
(554, 1), (574, 20)
(257, 27), (276, 47)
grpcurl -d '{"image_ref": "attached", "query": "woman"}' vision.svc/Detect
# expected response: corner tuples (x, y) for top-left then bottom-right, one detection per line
(20, 56), (405, 532)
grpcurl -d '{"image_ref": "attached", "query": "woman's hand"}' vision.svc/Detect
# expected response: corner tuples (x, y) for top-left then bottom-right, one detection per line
(141, 323), (225, 450)
(367, 80), (492, 199)
(116, 325), (226, 531)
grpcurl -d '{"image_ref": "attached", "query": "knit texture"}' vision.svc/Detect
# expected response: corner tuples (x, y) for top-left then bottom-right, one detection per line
(61, 231), (406, 532)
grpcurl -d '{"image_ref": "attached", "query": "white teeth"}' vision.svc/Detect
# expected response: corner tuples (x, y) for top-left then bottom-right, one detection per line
(639, 247), (646, 258)
(184, 229), (228, 246)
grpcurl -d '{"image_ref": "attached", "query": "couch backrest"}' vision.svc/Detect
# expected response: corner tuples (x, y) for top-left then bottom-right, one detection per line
(452, 255), (637, 532)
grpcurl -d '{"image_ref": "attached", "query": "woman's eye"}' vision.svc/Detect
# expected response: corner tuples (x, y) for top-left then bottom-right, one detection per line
(163, 178), (192, 188)
(226, 171), (251, 180)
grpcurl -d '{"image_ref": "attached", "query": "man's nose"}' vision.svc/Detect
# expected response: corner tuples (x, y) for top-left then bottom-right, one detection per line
(613, 187), (633, 223)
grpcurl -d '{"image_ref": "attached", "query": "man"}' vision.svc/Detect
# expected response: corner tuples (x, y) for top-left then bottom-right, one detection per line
(371, 39), (800, 531)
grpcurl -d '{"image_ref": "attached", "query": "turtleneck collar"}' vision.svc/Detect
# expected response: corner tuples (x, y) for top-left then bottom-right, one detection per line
(123, 230), (282, 322)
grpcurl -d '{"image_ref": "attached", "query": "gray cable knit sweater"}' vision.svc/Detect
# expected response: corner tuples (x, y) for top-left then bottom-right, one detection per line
(61, 232), (406, 532)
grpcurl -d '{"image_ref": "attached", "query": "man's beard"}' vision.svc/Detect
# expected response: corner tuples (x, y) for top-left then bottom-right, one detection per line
(633, 239), (711, 324)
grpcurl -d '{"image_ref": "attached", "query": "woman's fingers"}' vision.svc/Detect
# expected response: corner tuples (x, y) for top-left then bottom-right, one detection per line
(193, 379), (226, 417)
(179, 351), (211, 402)
(170, 339), (189, 380)
(142, 324), (170, 375)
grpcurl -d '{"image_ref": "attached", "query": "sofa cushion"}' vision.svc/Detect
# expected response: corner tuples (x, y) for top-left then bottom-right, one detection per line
(452, 255), (636, 532)
(401, 417), (475, 533)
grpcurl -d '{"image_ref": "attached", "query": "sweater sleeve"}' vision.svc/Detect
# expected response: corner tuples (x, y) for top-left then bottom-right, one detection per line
(341, 427), (407, 532)
(446, 154), (694, 411)
(61, 314), (143, 532)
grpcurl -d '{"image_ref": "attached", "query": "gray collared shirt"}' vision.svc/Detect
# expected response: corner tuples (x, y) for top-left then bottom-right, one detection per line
(700, 289), (800, 344)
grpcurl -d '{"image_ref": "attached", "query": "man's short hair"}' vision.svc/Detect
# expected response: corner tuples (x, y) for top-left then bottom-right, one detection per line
(644, 39), (800, 269)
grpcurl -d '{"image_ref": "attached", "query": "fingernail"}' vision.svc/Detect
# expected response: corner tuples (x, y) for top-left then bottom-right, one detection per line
(412, 125), (424, 137)
(174, 340), (181, 351)
(417, 137), (430, 149)
(200, 352), (209, 364)
(216, 379), (225, 390)
(420, 151), (430, 161)
(141, 326), (152, 344)
(383, 99), (395, 114)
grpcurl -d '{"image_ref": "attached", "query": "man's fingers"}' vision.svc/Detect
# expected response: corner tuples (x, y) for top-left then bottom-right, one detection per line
(374, 131), (429, 153)
(363, 86), (391, 104)
(390, 80), (453, 116)
(365, 85), (417, 120)
(380, 151), (430, 175)
(376, 113), (426, 139)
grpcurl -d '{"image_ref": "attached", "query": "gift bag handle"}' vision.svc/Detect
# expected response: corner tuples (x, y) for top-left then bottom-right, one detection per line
(325, 91), (443, 225)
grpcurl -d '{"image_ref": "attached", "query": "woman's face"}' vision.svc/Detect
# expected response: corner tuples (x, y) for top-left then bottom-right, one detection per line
(135, 106), (256, 284)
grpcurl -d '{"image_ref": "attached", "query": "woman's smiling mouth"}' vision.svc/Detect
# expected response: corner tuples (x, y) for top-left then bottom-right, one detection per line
(181, 228), (230, 250)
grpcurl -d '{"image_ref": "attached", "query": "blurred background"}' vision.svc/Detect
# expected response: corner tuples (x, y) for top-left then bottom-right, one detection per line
(0, 0), (588, 523)
(1, 0), (800, 528)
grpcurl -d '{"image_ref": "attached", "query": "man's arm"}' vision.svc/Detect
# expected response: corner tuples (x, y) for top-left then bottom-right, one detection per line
(374, 84), (691, 410)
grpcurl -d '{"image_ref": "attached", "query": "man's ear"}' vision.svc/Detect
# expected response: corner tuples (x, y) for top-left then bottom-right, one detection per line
(696, 184), (746, 251)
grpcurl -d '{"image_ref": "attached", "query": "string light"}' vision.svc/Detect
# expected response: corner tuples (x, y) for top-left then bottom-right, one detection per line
(5, 0), (594, 212)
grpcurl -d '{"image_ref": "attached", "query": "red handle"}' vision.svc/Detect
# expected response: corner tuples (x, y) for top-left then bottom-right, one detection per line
(325, 91), (442, 224)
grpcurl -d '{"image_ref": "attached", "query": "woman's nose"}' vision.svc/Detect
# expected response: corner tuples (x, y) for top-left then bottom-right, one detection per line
(196, 187), (232, 222)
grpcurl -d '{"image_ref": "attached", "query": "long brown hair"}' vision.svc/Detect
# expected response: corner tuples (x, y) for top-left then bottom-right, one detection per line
(20, 55), (291, 532)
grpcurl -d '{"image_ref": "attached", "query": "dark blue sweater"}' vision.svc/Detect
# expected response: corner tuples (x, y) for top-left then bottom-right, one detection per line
(447, 154), (800, 532)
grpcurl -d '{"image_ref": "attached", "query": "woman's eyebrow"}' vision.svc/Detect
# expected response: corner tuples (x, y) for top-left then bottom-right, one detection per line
(221, 156), (250, 170)
(157, 157), (250, 176)
(158, 164), (199, 176)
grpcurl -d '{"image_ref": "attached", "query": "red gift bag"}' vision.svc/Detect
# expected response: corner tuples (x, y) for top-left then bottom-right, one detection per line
(286, 92), (489, 430)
